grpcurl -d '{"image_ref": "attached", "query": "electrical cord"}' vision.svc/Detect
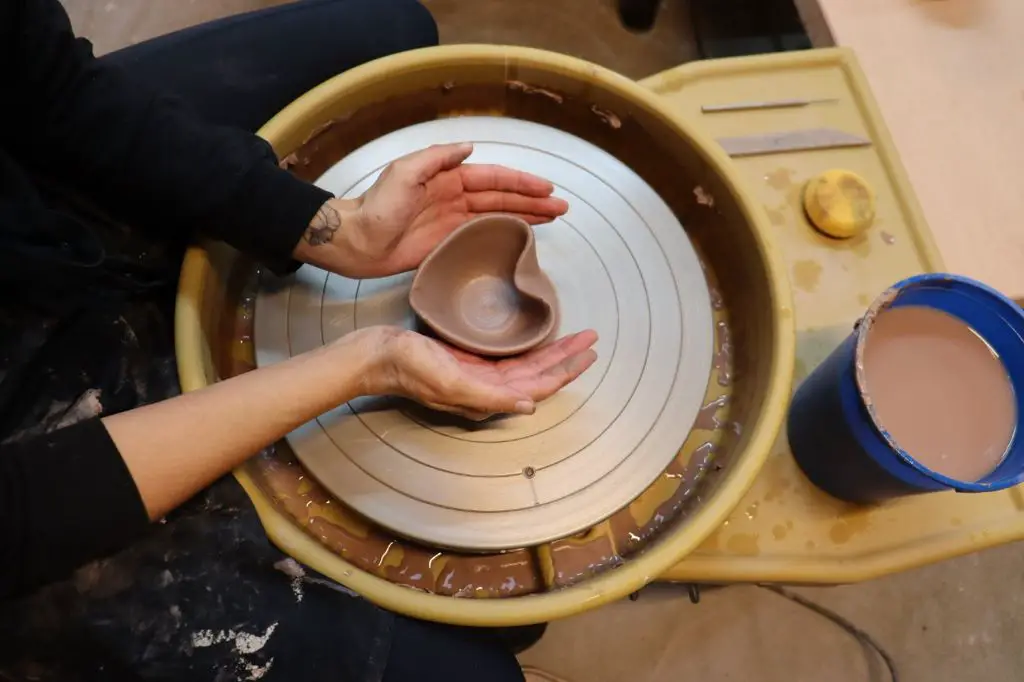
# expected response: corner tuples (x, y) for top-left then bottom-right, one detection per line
(757, 584), (899, 682)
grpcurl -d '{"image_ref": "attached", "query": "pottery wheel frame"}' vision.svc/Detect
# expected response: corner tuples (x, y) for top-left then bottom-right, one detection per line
(255, 117), (714, 551)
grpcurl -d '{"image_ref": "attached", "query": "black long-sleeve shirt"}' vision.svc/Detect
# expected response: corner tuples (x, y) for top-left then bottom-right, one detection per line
(0, 0), (333, 597)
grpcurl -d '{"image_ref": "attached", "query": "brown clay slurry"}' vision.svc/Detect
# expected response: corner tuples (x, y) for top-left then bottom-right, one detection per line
(792, 259), (823, 293)
(506, 80), (564, 104)
(590, 104), (622, 129)
(764, 168), (798, 192)
(862, 305), (1017, 481)
(764, 206), (787, 227)
(694, 394), (729, 430)
(725, 532), (760, 556)
(693, 185), (715, 207)
(545, 527), (624, 588)
(709, 282), (725, 310)
(278, 152), (299, 170)
(608, 437), (727, 555)
(436, 552), (540, 598)
(215, 266), (259, 379)
(828, 516), (870, 545)
(850, 232), (872, 258)
(714, 319), (734, 386)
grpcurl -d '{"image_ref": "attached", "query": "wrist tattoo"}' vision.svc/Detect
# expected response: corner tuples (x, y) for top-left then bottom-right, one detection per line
(304, 202), (341, 246)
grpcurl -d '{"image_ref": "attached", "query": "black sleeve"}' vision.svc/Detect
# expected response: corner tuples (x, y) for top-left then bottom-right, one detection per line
(0, 420), (150, 599)
(0, 0), (332, 273)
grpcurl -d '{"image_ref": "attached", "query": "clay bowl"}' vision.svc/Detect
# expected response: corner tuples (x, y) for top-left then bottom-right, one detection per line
(175, 45), (795, 627)
(409, 215), (558, 357)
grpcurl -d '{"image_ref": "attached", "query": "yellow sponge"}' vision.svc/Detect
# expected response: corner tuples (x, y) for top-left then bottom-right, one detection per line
(802, 169), (876, 239)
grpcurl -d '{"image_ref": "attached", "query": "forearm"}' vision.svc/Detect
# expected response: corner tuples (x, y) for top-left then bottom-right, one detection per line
(291, 196), (372, 276)
(103, 335), (378, 520)
(2, 0), (332, 272)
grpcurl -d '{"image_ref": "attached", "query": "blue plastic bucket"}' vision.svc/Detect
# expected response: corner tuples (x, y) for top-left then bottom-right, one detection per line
(788, 273), (1024, 504)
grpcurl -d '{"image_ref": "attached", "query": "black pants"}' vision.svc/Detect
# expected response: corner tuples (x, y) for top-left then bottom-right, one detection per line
(0, 2), (525, 681)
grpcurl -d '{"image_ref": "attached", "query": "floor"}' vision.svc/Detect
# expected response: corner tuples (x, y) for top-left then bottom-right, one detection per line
(60, 0), (1024, 680)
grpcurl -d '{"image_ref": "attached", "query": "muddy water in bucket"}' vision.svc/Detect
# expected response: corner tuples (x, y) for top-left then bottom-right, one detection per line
(789, 273), (1024, 504)
(863, 306), (1017, 481)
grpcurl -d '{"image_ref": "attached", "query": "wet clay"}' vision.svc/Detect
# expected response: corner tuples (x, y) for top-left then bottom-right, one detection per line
(540, 525), (623, 589)
(507, 80), (564, 104)
(863, 305), (1017, 481)
(409, 215), (559, 357)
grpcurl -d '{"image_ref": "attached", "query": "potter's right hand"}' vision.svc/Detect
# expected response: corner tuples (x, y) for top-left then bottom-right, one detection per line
(351, 326), (598, 420)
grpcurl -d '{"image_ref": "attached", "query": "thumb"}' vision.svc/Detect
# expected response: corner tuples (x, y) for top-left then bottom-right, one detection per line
(398, 143), (473, 184)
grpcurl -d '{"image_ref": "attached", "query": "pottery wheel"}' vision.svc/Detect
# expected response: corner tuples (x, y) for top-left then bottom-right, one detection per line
(255, 117), (713, 551)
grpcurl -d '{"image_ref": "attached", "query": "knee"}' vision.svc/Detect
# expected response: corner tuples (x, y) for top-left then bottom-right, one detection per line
(375, 0), (439, 52)
(404, 0), (440, 49)
(386, 618), (525, 682)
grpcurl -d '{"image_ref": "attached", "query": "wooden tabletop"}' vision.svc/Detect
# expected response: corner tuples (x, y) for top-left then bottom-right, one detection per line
(797, 0), (1024, 299)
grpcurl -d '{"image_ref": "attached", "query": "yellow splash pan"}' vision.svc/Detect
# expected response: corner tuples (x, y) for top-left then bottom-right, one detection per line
(174, 45), (795, 626)
(642, 49), (1024, 586)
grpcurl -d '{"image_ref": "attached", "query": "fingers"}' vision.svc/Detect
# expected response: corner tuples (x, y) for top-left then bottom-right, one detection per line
(420, 400), (495, 423)
(499, 330), (599, 400)
(419, 331), (599, 416)
(515, 214), (567, 226)
(499, 330), (599, 379)
(465, 191), (569, 218)
(508, 348), (599, 401)
(392, 332), (536, 416)
(459, 165), (556, 197)
(393, 143), (474, 185)
(439, 376), (536, 416)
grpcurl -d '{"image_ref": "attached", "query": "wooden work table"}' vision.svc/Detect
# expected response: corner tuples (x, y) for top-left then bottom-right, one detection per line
(797, 0), (1024, 299)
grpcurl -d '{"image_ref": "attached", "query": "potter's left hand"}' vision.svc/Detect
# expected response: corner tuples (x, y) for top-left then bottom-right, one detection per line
(292, 143), (568, 278)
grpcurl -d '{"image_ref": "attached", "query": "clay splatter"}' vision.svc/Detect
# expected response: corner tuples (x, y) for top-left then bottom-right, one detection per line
(273, 558), (305, 603)
(278, 152), (299, 170)
(590, 104), (622, 129)
(764, 168), (797, 191)
(792, 259), (823, 293)
(693, 185), (715, 207)
(714, 320), (733, 386)
(725, 532), (760, 555)
(191, 623), (277, 653)
(506, 80), (564, 104)
(694, 394), (728, 430)
(189, 623), (278, 679)
(765, 206), (787, 226)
